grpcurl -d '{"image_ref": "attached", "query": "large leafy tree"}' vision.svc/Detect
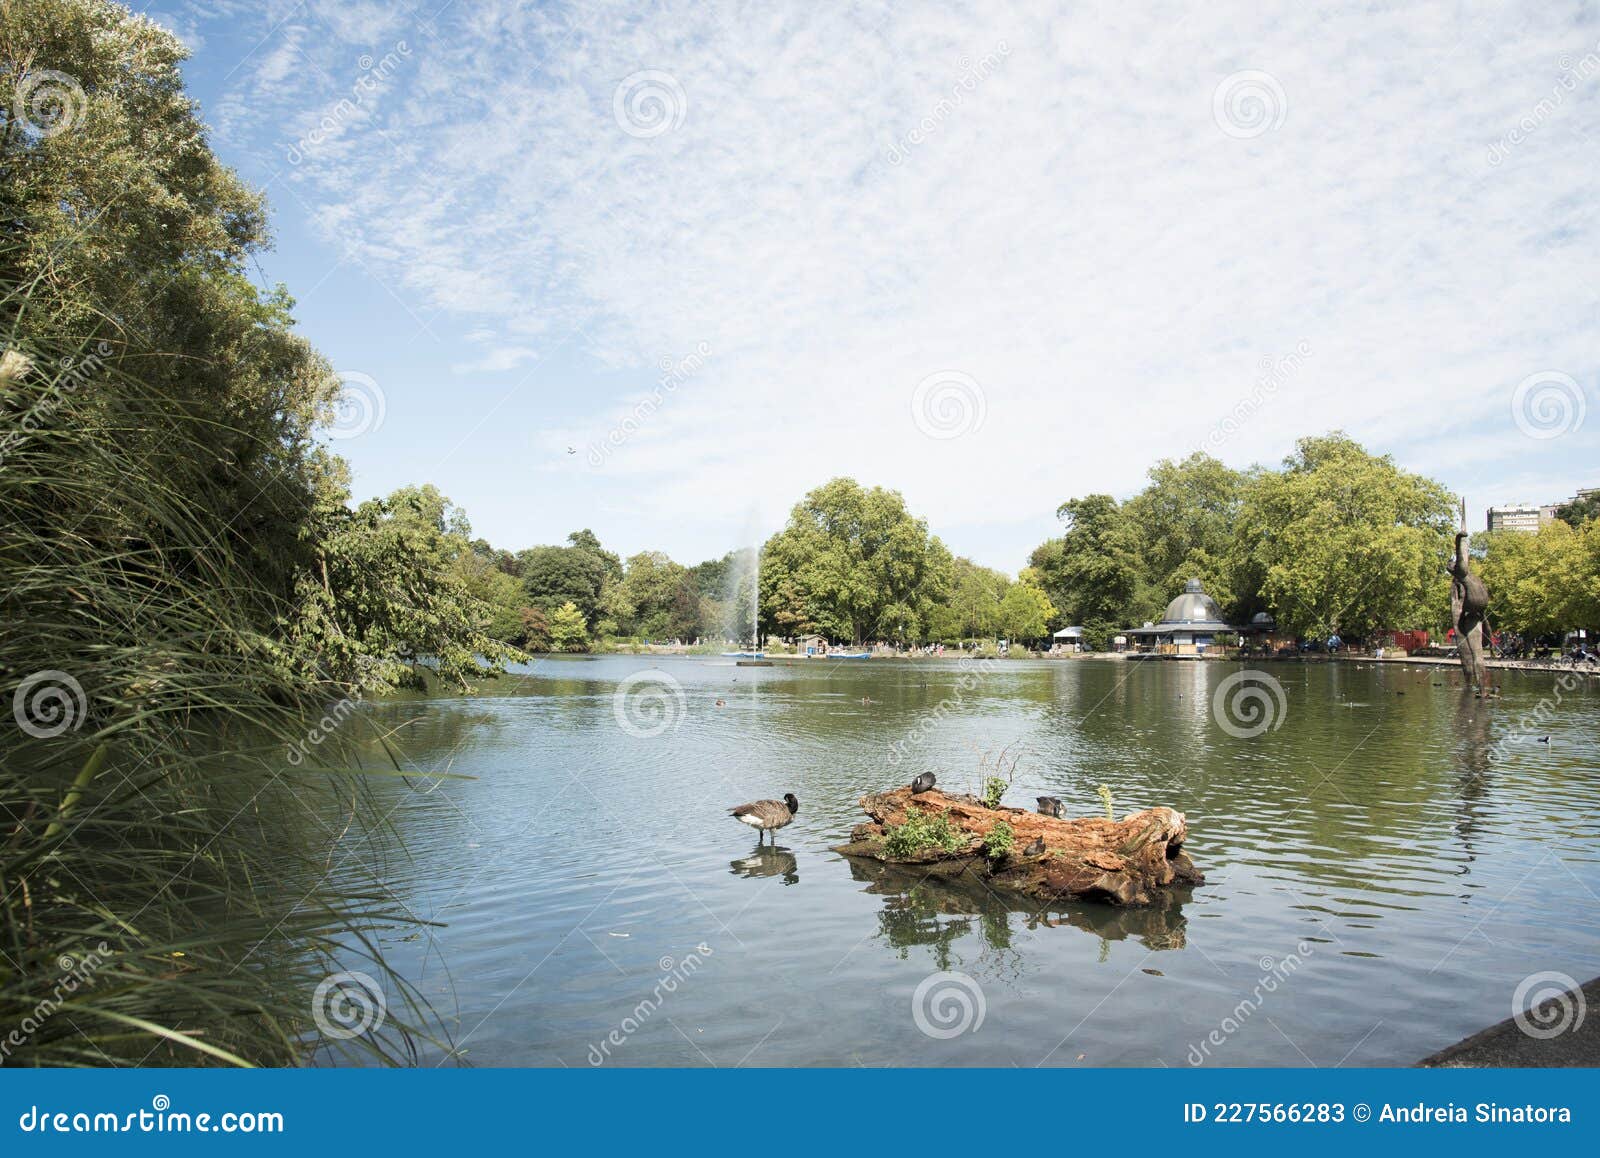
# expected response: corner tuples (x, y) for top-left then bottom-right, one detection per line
(760, 478), (953, 644)
(1477, 521), (1600, 638)
(518, 529), (618, 628)
(1123, 452), (1247, 614)
(1233, 433), (1455, 638)
(998, 568), (1056, 643)
(926, 557), (1009, 643)
(1030, 494), (1149, 648)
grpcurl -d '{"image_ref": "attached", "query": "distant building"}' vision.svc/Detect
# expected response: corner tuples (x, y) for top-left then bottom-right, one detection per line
(1050, 626), (1085, 653)
(1486, 502), (1556, 533)
(1124, 578), (1237, 658)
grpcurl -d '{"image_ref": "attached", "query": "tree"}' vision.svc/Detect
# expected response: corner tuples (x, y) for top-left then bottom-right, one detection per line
(547, 601), (590, 652)
(1477, 521), (1600, 638)
(926, 557), (1009, 643)
(293, 487), (525, 692)
(1123, 452), (1246, 609)
(1030, 494), (1148, 649)
(760, 478), (953, 644)
(518, 530), (619, 628)
(1232, 433), (1455, 639)
(1555, 492), (1600, 528)
(998, 570), (1055, 643)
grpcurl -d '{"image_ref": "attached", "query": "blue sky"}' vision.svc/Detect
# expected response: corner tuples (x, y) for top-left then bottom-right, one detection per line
(145, 0), (1597, 572)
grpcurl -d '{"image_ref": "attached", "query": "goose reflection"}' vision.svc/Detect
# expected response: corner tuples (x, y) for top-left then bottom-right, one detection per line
(729, 843), (798, 885)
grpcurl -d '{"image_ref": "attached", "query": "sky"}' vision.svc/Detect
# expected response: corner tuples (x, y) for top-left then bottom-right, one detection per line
(141, 0), (1598, 572)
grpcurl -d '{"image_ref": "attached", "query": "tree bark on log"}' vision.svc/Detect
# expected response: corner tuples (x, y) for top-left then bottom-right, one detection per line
(831, 787), (1203, 906)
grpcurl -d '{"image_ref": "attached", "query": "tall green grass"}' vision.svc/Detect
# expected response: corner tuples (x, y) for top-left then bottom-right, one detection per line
(1, 275), (441, 1066)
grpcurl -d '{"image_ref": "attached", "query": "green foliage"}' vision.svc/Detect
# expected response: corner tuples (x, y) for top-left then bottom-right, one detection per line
(519, 532), (619, 628)
(1097, 784), (1115, 821)
(983, 821), (1014, 860)
(1555, 492), (1600, 528)
(547, 601), (590, 652)
(760, 478), (954, 644)
(1029, 437), (1458, 644)
(0, 0), (515, 1064)
(1477, 522), (1600, 637)
(998, 569), (1055, 642)
(882, 808), (965, 858)
(981, 776), (1008, 810)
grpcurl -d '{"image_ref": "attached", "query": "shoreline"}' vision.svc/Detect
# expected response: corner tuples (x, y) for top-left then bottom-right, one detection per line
(534, 648), (1600, 678)
(1419, 976), (1599, 1067)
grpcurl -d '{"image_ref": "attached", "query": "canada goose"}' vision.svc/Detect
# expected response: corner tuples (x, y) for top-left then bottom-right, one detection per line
(1023, 836), (1046, 857)
(1036, 796), (1065, 818)
(910, 772), (936, 794)
(728, 793), (799, 844)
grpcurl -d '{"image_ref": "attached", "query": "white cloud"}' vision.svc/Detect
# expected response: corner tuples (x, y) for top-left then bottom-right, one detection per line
(201, 0), (1600, 564)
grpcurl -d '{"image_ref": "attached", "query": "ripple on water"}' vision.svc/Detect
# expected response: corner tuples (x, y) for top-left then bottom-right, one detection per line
(342, 657), (1600, 1066)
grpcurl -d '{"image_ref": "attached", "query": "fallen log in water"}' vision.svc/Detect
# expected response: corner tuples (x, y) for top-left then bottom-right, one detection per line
(831, 787), (1204, 906)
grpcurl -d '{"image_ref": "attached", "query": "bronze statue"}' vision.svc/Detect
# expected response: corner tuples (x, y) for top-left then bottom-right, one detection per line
(1448, 528), (1490, 688)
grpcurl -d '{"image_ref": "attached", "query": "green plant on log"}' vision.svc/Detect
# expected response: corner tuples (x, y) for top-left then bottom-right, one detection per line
(983, 821), (1014, 861)
(1097, 784), (1115, 820)
(882, 809), (964, 858)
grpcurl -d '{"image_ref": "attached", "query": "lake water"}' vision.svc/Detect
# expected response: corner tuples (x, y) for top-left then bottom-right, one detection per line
(347, 655), (1600, 1067)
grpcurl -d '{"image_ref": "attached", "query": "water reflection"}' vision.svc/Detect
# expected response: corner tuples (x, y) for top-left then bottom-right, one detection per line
(844, 855), (1193, 963)
(729, 843), (799, 884)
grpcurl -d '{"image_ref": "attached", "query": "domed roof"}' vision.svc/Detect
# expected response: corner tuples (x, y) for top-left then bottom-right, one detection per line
(1160, 578), (1229, 626)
